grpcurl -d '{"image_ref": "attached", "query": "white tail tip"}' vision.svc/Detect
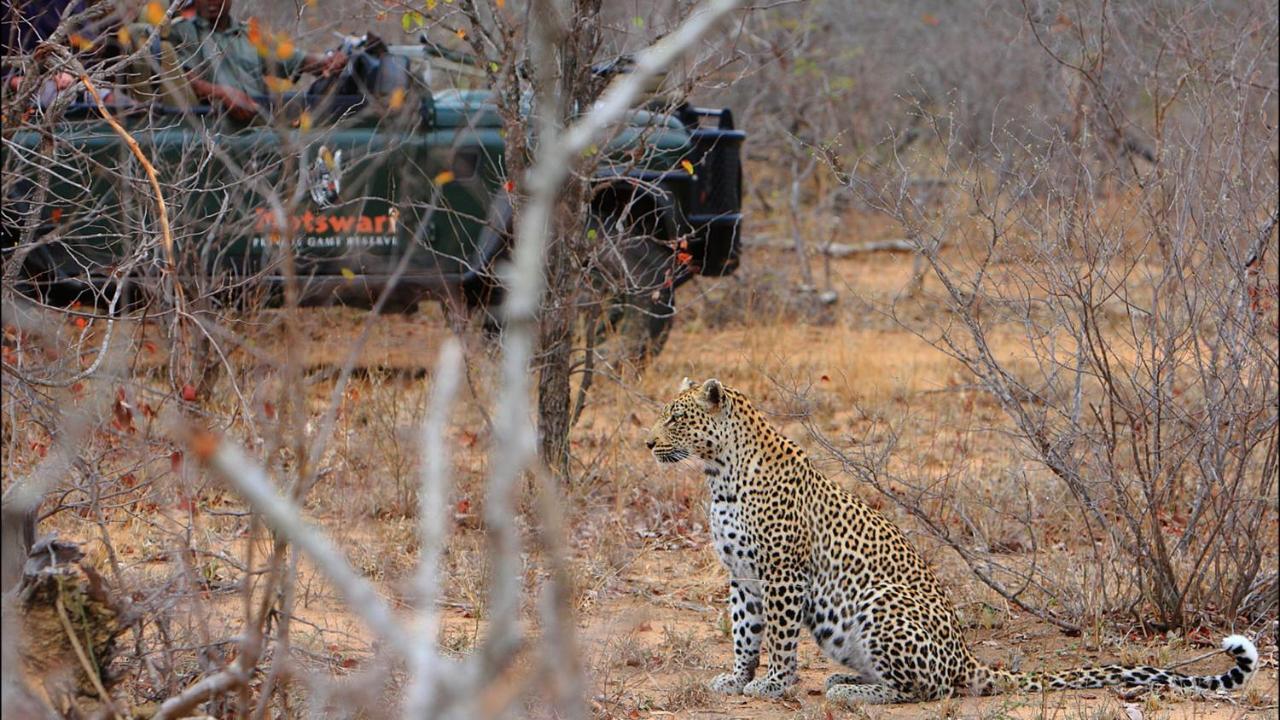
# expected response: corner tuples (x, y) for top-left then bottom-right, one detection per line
(1222, 634), (1258, 663)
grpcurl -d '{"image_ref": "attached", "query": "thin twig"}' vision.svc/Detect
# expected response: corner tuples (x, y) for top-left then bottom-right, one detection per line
(76, 73), (175, 278)
(54, 593), (124, 720)
(1163, 645), (1242, 672)
(189, 431), (417, 659)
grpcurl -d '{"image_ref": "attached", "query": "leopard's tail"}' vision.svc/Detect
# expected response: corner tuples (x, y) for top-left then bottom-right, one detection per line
(965, 635), (1258, 696)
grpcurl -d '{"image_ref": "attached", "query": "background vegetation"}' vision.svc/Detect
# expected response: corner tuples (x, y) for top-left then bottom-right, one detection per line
(2, 0), (1276, 718)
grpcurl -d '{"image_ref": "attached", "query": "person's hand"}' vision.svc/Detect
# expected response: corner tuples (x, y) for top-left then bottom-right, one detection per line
(319, 51), (347, 78)
(217, 86), (260, 121)
(363, 32), (387, 57)
(7, 72), (74, 92)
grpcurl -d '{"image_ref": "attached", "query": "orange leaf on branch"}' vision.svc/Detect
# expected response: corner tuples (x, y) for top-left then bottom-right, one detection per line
(143, 1), (165, 25)
(247, 17), (266, 54)
(190, 429), (220, 462)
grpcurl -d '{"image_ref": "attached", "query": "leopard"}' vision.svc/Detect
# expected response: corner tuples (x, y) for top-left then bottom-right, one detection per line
(644, 377), (1259, 705)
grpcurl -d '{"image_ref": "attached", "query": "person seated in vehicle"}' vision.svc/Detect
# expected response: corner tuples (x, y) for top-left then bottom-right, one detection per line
(168, 0), (346, 121)
(2, 0), (137, 108)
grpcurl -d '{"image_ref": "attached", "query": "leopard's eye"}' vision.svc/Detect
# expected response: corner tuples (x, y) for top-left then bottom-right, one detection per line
(670, 409), (685, 420)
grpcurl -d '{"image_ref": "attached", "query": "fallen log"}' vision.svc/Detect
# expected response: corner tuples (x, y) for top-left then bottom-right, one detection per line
(746, 237), (915, 256)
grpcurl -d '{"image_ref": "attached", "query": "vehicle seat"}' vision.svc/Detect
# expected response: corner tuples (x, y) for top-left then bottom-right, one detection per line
(374, 55), (410, 97)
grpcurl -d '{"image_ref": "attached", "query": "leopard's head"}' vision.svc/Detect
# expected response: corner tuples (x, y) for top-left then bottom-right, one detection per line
(646, 377), (727, 464)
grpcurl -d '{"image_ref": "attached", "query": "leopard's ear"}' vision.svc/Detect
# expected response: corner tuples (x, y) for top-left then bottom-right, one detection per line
(679, 377), (698, 392)
(700, 378), (723, 408)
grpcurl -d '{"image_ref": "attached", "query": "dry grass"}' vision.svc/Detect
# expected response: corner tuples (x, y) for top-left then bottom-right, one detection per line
(5, 204), (1277, 718)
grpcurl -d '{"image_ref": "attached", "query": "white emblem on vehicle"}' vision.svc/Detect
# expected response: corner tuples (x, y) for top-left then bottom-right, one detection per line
(309, 146), (343, 208)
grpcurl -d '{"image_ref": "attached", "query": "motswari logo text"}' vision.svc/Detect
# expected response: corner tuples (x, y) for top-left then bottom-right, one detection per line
(251, 208), (401, 248)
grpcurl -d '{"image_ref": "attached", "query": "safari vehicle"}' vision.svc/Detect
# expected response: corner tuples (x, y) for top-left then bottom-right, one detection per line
(3, 35), (745, 357)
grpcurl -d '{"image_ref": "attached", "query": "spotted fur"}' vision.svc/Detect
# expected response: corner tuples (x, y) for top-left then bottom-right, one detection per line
(646, 378), (1259, 704)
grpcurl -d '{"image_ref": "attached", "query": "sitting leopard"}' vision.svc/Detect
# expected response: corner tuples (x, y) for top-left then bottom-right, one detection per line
(644, 378), (1258, 704)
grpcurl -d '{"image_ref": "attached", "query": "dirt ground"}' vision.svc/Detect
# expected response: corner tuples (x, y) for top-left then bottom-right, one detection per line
(20, 242), (1280, 719)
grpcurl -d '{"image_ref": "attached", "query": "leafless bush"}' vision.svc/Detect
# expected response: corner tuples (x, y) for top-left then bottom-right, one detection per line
(818, 0), (1278, 634)
(3, 1), (740, 717)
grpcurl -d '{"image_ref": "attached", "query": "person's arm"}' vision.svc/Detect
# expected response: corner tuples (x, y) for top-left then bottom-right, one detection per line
(7, 72), (75, 92)
(166, 21), (255, 120)
(187, 72), (258, 120)
(297, 50), (346, 77)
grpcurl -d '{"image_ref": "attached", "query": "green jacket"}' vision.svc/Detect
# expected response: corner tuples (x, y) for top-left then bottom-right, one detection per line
(169, 15), (304, 96)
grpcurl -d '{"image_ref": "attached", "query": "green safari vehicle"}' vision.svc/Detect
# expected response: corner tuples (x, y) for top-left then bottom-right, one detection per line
(3, 36), (745, 356)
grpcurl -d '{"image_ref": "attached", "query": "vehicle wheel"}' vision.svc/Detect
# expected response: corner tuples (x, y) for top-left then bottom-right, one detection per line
(462, 216), (677, 366)
(585, 216), (677, 369)
(6, 244), (54, 302)
(7, 243), (96, 308)
(593, 281), (674, 365)
(461, 270), (505, 338)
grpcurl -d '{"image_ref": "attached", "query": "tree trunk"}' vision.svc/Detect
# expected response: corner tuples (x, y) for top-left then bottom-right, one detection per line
(536, 201), (577, 476)
(532, 0), (602, 480)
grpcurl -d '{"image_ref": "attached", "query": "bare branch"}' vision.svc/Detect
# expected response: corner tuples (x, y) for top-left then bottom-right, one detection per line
(191, 431), (417, 659)
(153, 665), (248, 720)
(405, 339), (464, 719)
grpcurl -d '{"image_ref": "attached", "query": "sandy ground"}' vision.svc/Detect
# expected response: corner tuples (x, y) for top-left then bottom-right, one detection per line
(14, 243), (1277, 719)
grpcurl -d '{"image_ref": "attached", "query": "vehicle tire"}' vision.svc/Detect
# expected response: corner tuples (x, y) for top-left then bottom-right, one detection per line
(462, 212), (677, 365)
(586, 214), (677, 368)
(593, 276), (674, 364)
(6, 243), (95, 308)
(461, 267), (506, 338)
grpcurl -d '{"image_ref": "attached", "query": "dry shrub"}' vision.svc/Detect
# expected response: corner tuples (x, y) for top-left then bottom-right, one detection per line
(658, 624), (707, 669)
(327, 370), (429, 519)
(820, 0), (1278, 636)
(661, 673), (714, 711)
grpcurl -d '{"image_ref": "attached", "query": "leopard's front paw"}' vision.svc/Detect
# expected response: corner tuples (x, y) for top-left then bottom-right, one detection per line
(708, 672), (748, 695)
(742, 675), (794, 699)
